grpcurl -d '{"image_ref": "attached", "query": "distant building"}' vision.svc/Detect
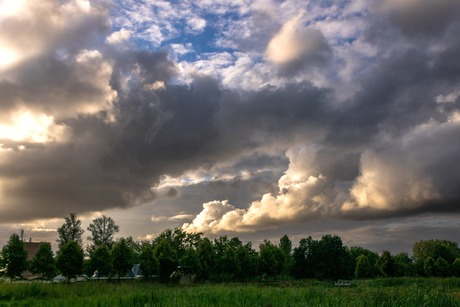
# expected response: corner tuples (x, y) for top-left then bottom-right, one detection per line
(24, 241), (43, 261)
(22, 240), (49, 279)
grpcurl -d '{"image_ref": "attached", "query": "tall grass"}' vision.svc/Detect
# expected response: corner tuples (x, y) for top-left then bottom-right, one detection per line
(0, 278), (459, 306)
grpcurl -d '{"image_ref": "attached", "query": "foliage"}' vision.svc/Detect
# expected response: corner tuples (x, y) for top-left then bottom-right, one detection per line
(424, 257), (436, 277)
(30, 242), (57, 279)
(88, 244), (112, 278)
(111, 238), (133, 281)
(259, 240), (284, 279)
(45, 214), (460, 283)
(452, 258), (460, 277)
(348, 246), (379, 278)
(279, 234), (293, 275)
(87, 215), (119, 252)
(379, 250), (396, 277)
(125, 236), (143, 264)
(180, 247), (201, 278)
(195, 238), (214, 281)
(1, 233), (28, 278)
(315, 235), (352, 279)
(393, 252), (414, 277)
(292, 236), (316, 279)
(56, 213), (84, 248)
(435, 257), (450, 277)
(293, 235), (351, 280)
(154, 236), (178, 282)
(355, 255), (372, 278)
(139, 243), (159, 280)
(413, 239), (460, 266)
(56, 240), (84, 281)
(236, 242), (259, 280)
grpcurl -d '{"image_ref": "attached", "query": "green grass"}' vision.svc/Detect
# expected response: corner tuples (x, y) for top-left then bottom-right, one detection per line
(0, 278), (459, 306)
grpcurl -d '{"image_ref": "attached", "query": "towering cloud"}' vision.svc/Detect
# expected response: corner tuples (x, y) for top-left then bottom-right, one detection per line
(266, 11), (330, 73)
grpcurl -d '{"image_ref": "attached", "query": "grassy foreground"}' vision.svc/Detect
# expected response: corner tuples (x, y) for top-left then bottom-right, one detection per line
(0, 278), (459, 306)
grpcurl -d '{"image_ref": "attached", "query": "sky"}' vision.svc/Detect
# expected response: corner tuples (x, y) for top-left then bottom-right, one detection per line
(0, 0), (460, 254)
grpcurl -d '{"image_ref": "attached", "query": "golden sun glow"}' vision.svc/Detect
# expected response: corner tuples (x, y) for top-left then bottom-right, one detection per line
(0, 111), (68, 143)
(0, 47), (20, 70)
(0, 0), (27, 18)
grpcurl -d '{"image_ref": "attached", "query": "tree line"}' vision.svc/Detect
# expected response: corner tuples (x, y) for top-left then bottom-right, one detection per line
(1, 213), (460, 282)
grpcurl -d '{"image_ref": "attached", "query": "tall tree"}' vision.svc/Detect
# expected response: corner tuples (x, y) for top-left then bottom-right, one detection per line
(413, 239), (460, 265)
(112, 238), (133, 282)
(393, 252), (414, 277)
(87, 215), (119, 251)
(139, 243), (159, 280)
(435, 257), (450, 277)
(355, 255), (372, 278)
(279, 234), (293, 275)
(30, 242), (57, 279)
(125, 236), (142, 264)
(88, 244), (112, 278)
(236, 242), (259, 281)
(56, 241), (84, 281)
(196, 238), (215, 281)
(451, 258), (460, 277)
(292, 236), (316, 279)
(348, 246), (379, 278)
(1, 233), (28, 279)
(154, 237), (179, 283)
(315, 235), (352, 280)
(379, 250), (396, 277)
(259, 240), (284, 280)
(424, 256), (435, 277)
(57, 213), (84, 248)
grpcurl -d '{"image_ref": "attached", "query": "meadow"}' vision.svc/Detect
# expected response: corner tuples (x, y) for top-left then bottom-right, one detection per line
(0, 278), (459, 306)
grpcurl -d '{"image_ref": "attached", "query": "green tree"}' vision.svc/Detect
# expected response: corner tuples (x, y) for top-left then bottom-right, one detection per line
(154, 237), (178, 282)
(125, 236), (142, 264)
(355, 255), (372, 278)
(87, 215), (119, 251)
(434, 257), (450, 277)
(56, 241), (84, 281)
(394, 252), (414, 277)
(292, 236), (316, 279)
(212, 235), (241, 281)
(413, 239), (460, 274)
(1, 233), (28, 279)
(139, 243), (159, 280)
(259, 240), (284, 280)
(348, 246), (379, 278)
(314, 235), (352, 279)
(279, 234), (293, 276)
(30, 242), (56, 279)
(88, 244), (112, 278)
(236, 242), (259, 281)
(112, 238), (133, 281)
(424, 256), (435, 277)
(57, 213), (84, 248)
(379, 250), (396, 277)
(196, 238), (215, 281)
(451, 258), (460, 277)
(180, 247), (201, 282)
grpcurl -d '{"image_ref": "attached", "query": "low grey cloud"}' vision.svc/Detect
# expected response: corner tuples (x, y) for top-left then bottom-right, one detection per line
(382, 0), (460, 37)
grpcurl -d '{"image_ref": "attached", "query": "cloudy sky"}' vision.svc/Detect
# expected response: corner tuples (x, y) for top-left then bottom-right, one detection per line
(1, 0), (459, 253)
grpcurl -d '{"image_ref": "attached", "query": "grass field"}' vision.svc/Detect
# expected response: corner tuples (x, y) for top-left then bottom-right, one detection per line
(0, 278), (459, 306)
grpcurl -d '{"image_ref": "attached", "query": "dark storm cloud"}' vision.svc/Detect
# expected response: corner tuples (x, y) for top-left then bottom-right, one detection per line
(0, 54), (107, 117)
(2, 0), (460, 229)
(384, 0), (460, 37)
